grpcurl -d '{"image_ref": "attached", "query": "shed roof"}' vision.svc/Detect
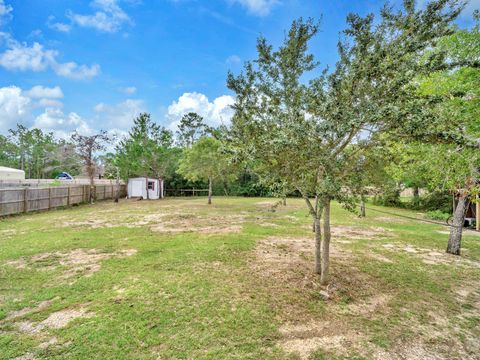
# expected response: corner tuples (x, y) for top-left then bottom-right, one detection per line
(0, 166), (25, 173)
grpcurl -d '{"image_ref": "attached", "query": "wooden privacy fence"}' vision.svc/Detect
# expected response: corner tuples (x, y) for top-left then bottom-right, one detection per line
(0, 179), (125, 188)
(0, 184), (127, 216)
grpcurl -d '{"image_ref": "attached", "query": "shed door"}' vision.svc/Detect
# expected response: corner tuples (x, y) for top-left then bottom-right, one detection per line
(131, 180), (144, 197)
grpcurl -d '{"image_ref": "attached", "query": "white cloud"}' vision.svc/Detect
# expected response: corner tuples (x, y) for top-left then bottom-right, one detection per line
(0, 35), (100, 80)
(25, 85), (63, 99)
(166, 92), (235, 131)
(68, 0), (132, 33)
(0, 40), (56, 71)
(36, 98), (64, 108)
(229, 0), (278, 16)
(34, 108), (94, 138)
(416, 0), (479, 19)
(0, 86), (31, 130)
(94, 98), (146, 129)
(0, 0), (12, 24)
(226, 54), (241, 65)
(47, 16), (72, 33)
(118, 86), (137, 94)
(0, 85), (141, 138)
(24, 86), (64, 109)
(52, 61), (100, 80)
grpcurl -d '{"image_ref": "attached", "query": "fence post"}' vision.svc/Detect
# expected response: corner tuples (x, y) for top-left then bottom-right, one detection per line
(476, 194), (479, 231)
(24, 188), (28, 213)
(67, 186), (71, 206)
(48, 188), (52, 210)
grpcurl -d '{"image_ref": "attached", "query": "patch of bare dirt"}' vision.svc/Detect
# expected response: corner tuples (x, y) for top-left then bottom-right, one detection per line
(346, 294), (392, 316)
(283, 215), (299, 222)
(150, 214), (244, 234)
(60, 219), (116, 228)
(278, 321), (366, 359)
(0, 228), (17, 236)
(301, 225), (392, 241)
(258, 222), (280, 228)
(381, 243), (480, 268)
(38, 337), (58, 350)
(3, 299), (56, 322)
(374, 216), (408, 224)
(4, 248), (137, 280)
(368, 252), (394, 264)
(437, 229), (480, 237)
(255, 201), (276, 207)
(16, 306), (92, 334)
(13, 353), (36, 360)
(331, 225), (393, 240)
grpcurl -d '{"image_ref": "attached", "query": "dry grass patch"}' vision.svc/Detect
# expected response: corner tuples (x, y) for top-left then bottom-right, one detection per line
(331, 225), (393, 240)
(16, 305), (92, 334)
(150, 214), (245, 234)
(381, 243), (480, 268)
(437, 229), (480, 237)
(5, 248), (137, 281)
(60, 219), (116, 228)
(373, 216), (409, 224)
(279, 322), (363, 359)
(250, 236), (397, 358)
(3, 299), (56, 322)
(300, 225), (393, 241)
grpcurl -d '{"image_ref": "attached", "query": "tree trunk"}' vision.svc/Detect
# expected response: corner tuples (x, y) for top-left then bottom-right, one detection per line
(114, 168), (120, 203)
(208, 177), (212, 205)
(283, 197), (287, 206)
(314, 215), (322, 275)
(413, 186), (420, 207)
(447, 194), (468, 255)
(89, 175), (94, 204)
(360, 199), (366, 217)
(413, 186), (419, 200)
(312, 195), (318, 232)
(321, 198), (331, 285)
(146, 176), (150, 200)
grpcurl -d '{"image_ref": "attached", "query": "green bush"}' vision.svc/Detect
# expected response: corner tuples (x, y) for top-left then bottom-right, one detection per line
(373, 187), (402, 207)
(426, 210), (450, 221)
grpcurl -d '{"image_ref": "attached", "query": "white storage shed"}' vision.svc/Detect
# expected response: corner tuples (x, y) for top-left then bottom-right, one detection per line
(0, 166), (25, 180)
(127, 177), (163, 200)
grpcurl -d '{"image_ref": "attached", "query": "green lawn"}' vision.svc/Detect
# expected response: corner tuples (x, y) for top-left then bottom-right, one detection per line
(0, 197), (479, 359)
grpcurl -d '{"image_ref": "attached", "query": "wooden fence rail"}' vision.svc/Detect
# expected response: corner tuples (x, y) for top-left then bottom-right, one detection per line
(0, 184), (127, 216)
(164, 189), (209, 197)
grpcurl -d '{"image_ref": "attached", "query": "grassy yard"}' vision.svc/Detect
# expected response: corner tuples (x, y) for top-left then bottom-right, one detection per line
(0, 197), (479, 359)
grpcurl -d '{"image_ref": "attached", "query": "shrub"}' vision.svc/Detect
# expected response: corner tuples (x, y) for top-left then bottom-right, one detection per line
(426, 210), (450, 221)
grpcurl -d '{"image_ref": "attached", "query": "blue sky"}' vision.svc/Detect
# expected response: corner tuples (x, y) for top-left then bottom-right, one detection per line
(0, 0), (477, 138)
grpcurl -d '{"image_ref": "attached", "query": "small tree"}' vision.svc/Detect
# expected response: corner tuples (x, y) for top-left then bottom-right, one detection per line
(177, 136), (234, 204)
(115, 113), (175, 199)
(177, 112), (207, 148)
(71, 131), (111, 203)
